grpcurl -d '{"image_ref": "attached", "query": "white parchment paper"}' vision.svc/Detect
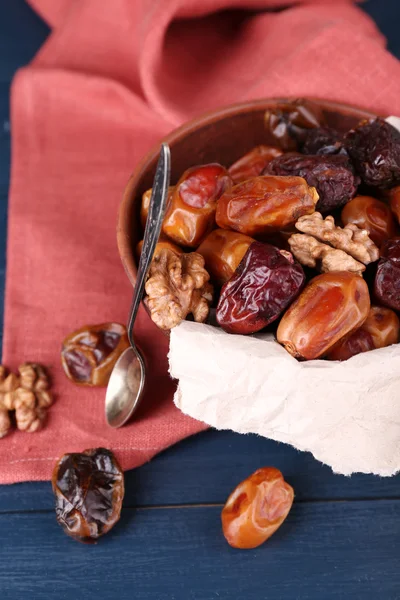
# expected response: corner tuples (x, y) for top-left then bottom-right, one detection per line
(169, 321), (400, 476)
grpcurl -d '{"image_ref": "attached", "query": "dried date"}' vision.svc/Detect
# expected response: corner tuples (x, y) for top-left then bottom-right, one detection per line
(215, 175), (318, 236)
(344, 118), (400, 189)
(216, 242), (305, 334)
(374, 238), (400, 310)
(61, 323), (129, 386)
(277, 271), (370, 359)
(52, 448), (124, 543)
(141, 186), (174, 229)
(137, 238), (182, 259)
(264, 99), (323, 150)
(265, 153), (359, 213)
(341, 195), (397, 247)
(221, 467), (294, 549)
(228, 145), (283, 184)
(302, 126), (344, 156)
(197, 229), (254, 286)
(386, 185), (400, 225)
(162, 163), (232, 248)
(327, 305), (399, 361)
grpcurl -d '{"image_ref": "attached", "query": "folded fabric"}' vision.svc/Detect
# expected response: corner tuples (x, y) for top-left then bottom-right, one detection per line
(3, 0), (400, 483)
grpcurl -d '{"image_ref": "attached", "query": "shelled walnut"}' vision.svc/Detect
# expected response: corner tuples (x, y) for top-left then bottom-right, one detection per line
(145, 248), (213, 330)
(289, 234), (365, 275)
(0, 363), (53, 437)
(15, 363), (53, 432)
(288, 212), (379, 275)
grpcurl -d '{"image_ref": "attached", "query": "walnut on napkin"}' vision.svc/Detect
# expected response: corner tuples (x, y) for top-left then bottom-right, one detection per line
(145, 248), (213, 330)
(0, 363), (53, 437)
(288, 212), (379, 275)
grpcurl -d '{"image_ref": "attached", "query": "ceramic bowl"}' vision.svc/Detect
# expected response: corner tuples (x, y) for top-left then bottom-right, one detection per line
(117, 98), (376, 298)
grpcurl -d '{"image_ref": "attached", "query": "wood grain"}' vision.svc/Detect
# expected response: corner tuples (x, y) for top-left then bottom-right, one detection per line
(0, 501), (399, 600)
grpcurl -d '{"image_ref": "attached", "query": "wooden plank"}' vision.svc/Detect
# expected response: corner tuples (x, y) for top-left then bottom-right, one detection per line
(0, 500), (398, 600)
(0, 430), (399, 512)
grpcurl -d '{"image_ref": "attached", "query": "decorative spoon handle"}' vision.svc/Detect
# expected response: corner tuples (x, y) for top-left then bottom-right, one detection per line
(127, 143), (171, 346)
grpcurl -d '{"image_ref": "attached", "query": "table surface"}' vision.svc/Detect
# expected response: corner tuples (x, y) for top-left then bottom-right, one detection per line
(1, 2), (399, 599)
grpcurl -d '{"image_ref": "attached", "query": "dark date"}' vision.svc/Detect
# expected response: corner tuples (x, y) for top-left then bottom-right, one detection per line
(52, 448), (124, 543)
(264, 99), (323, 150)
(374, 238), (400, 310)
(265, 153), (359, 213)
(344, 118), (400, 189)
(216, 242), (305, 334)
(302, 126), (344, 156)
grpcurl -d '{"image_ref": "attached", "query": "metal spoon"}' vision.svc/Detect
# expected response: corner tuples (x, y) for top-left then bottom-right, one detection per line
(105, 143), (171, 428)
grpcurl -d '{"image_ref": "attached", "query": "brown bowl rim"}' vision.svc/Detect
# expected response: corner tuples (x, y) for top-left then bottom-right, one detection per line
(117, 97), (379, 287)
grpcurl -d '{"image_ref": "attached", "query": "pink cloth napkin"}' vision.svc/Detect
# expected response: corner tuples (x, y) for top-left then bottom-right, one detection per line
(3, 0), (400, 483)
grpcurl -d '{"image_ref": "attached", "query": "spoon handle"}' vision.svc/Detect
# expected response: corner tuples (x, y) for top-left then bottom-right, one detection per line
(127, 143), (171, 346)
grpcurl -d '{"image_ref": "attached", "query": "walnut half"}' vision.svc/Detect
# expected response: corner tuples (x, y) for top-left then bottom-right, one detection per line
(295, 212), (379, 264)
(289, 234), (365, 276)
(145, 248), (213, 330)
(0, 363), (53, 437)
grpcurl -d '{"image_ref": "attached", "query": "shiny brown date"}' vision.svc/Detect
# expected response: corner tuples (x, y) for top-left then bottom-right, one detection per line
(52, 448), (124, 543)
(162, 163), (232, 247)
(228, 145), (283, 184)
(215, 175), (318, 236)
(277, 272), (370, 360)
(61, 323), (129, 386)
(264, 99), (323, 150)
(197, 229), (254, 286)
(341, 195), (397, 247)
(216, 242), (305, 334)
(141, 186), (174, 229)
(386, 185), (400, 225)
(136, 238), (182, 259)
(327, 305), (399, 361)
(221, 467), (294, 549)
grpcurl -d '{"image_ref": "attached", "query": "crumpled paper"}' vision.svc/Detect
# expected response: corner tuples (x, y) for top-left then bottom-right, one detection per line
(169, 321), (400, 476)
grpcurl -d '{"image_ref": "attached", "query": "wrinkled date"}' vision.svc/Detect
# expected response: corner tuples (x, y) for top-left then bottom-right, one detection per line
(264, 99), (323, 150)
(328, 305), (399, 361)
(228, 145), (283, 184)
(221, 467), (294, 549)
(215, 175), (318, 236)
(277, 271), (370, 359)
(61, 323), (129, 386)
(197, 229), (255, 286)
(302, 126), (344, 156)
(344, 118), (400, 188)
(341, 195), (397, 247)
(374, 238), (400, 311)
(52, 448), (124, 543)
(216, 242), (305, 335)
(162, 163), (232, 247)
(265, 153), (359, 213)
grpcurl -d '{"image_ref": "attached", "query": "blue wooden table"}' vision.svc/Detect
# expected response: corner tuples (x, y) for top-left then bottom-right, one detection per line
(1, 2), (399, 599)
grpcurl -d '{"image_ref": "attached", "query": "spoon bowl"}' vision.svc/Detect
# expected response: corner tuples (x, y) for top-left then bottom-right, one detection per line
(105, 347), (145, 428)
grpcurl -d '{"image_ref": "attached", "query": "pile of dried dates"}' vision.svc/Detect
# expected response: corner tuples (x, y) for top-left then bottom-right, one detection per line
(142, 100), (400, 361)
